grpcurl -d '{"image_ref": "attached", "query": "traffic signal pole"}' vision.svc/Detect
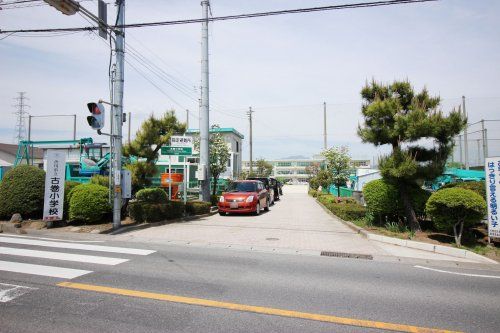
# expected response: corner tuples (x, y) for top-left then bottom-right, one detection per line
(112, 0), (125, 229)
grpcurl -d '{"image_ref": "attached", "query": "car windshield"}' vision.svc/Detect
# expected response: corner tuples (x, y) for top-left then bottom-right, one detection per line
(227, 182), (257, 192)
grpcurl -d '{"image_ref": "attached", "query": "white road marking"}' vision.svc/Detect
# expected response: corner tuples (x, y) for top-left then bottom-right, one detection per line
(414, 265), (500, 279)
(0, 260), (92, 279)
(0, 282), (37, 303)
(0, 247), (129, 265)
(0, 237), (155, 255)
(0, 234), (104, 243)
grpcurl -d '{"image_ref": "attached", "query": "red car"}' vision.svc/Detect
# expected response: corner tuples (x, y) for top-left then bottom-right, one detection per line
(218, 180), (269, 216)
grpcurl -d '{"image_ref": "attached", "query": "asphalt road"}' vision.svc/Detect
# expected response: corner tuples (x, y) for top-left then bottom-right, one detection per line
(1, 233), (499, 333)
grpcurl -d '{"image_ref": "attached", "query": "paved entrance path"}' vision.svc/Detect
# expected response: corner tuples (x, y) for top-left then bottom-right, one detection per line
(117, 185), (482, 263)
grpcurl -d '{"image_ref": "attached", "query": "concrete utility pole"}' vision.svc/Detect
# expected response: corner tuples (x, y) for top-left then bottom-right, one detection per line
(111, 0), (125, 229)
(462, 96), (469, 170)
(323, 102), (327, 150)
(199, 0), (210, 201)
(128, 112), (131, 143)
(73, 114), (77, 141)
(247, 107), (254, 174)
(458, 134), (463, 165)
(481, 119), (488, 159)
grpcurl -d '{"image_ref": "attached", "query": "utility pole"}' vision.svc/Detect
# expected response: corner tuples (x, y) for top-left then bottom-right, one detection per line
(186, 109), (189, 129)
(462, 96), (469, 170)
(13, 92), (29, 144)
(199, 0), (210, 201)
(481, 119), (488, 159)
(323, 102), (327, 150)
(73, 114), (77, 141)
(476, 139), (481, 167)
(111, 0), (125, 229)
(128, 112), (131, 143)
(458, 134), (463, 165)
(247, 107), (254, 175)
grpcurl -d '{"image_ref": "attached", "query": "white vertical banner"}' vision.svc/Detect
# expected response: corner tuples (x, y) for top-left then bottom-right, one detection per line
(485, 157), (500, 238)
(43, 150), (67, 221)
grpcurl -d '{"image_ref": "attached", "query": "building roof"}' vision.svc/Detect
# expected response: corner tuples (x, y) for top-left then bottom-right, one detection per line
(0, 143), (44, 159)
(186, 128), (244, 139)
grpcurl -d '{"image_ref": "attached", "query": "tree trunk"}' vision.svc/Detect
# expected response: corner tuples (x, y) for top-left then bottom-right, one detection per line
(399, 183), (420, 231)
(336, 182), (341, 198)
(453, 219), (464, 247)
(212, 175), (218, 196)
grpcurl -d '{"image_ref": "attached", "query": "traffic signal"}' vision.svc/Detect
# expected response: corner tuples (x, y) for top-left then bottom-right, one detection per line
(87, 102), (105, 130)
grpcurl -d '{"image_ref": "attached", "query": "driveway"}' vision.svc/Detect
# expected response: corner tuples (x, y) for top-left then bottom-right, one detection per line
(116, 185), (484, 263)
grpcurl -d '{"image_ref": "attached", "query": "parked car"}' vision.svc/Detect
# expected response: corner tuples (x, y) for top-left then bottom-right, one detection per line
(269, 177), (281, 201)
(247, 177), (275, 205)
(218, 180), (270, 216)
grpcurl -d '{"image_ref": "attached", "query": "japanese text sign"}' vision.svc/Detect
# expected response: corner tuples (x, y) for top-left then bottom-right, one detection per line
(43, 150), (67, 221)
(485, 157), (500, 238)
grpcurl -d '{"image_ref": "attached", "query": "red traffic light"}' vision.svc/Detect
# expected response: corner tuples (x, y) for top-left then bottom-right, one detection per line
(86, 102), (105, 130)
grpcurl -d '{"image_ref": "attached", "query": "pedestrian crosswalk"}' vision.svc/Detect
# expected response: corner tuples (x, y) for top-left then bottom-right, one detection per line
(0, 234), (156, 280)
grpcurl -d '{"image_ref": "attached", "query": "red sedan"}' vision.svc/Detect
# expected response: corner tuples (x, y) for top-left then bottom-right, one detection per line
(218, 180), (269, 216)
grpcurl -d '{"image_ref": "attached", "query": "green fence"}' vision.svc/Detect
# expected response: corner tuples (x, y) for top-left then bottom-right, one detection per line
(328, 185), (354, 197)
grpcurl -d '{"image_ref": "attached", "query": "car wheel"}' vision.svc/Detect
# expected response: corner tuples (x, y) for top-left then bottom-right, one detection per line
(219, 211), (225, 216)
(264, 199), (270, 211)
(254, 203), (261, 215)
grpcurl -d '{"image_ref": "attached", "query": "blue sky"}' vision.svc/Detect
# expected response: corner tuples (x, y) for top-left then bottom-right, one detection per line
(1, 0), (499, 163)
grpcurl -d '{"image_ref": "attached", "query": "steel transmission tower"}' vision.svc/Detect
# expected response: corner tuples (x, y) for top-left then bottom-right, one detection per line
(13, 92), (29, 143)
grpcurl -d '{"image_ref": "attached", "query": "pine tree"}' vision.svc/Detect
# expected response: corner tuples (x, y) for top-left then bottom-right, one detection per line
(358, 80), (466, 231)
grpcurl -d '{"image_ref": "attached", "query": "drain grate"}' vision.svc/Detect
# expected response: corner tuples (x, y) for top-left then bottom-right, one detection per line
(320, 251), (373, 260)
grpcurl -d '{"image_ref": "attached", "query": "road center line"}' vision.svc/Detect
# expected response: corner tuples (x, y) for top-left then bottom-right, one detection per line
(57, 282), (462, 333)
(414, 265), (500, 279)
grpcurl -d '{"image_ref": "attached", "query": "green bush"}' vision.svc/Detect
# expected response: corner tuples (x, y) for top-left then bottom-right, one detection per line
(363, 179), (399, 220)
(128, 200), (185, 223)
(186, 201), (211, 215)
(63, 181), (81, 220)
(325, 202), (366, 221)
(426, 188), (486, 246)
(441, 181), (486, 199)
(136, 187), (167, 203)
(69, 184), (111, 223)
(363, 179), (431, 223)
(0, 165), (45, 218)
(90, 175), (109, 187)
(308, 189), (317, 197)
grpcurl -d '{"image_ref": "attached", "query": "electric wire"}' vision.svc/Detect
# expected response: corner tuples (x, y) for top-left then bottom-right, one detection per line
(0, 0), (439, 34)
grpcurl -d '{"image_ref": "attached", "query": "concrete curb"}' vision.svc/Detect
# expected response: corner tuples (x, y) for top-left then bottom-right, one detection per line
(313, 197), (498, 265)
(107, 211), (217, 235)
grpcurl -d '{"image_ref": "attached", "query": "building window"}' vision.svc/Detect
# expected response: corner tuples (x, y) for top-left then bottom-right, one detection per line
(276, 162), (292, 167)
(236, 141), (239, 153)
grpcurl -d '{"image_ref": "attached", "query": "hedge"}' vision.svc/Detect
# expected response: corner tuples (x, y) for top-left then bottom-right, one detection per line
(128, 200), (185, 223)
(0, 165), (45, 218)
(90, 175), (109, 187)
(326, 202), (366, 221)
(440, 181), (486, 200)
(210, 195), (219, 206)
(186, 201), (211, 215)
(69, 184), (111, 223)
(308, 189), (318, 197)
(136, 187), (168, 203)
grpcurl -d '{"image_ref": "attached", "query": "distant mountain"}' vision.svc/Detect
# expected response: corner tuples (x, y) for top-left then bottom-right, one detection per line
(279, 155), (309, 160)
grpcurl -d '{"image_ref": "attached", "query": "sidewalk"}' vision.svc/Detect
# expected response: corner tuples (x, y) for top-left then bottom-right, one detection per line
(114, 185), (493, 265)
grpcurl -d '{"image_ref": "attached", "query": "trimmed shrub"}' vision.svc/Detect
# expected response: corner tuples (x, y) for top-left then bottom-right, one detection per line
(69, 184), (111, 223)
(128, 200), (185, 223)
(325, 202), (366, 221)
(363, 179), (431, 223)
(441, 181), (486, 200)
(308, 189), (317, 197)
(363, 179), (399, 221)
(426, 188), (486, 246)
(63, 181), (81, 220)
(136, 187), (167, 203)
(186, 201), (211, 215)
(90, 175), (109, 187)
(0, 165), (45, 218)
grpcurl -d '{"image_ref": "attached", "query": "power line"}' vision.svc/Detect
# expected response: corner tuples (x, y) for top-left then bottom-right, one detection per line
(0, 0), (439, 34)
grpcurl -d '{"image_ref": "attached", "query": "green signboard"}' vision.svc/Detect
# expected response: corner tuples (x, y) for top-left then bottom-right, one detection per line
(161, 146), (192, 156)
